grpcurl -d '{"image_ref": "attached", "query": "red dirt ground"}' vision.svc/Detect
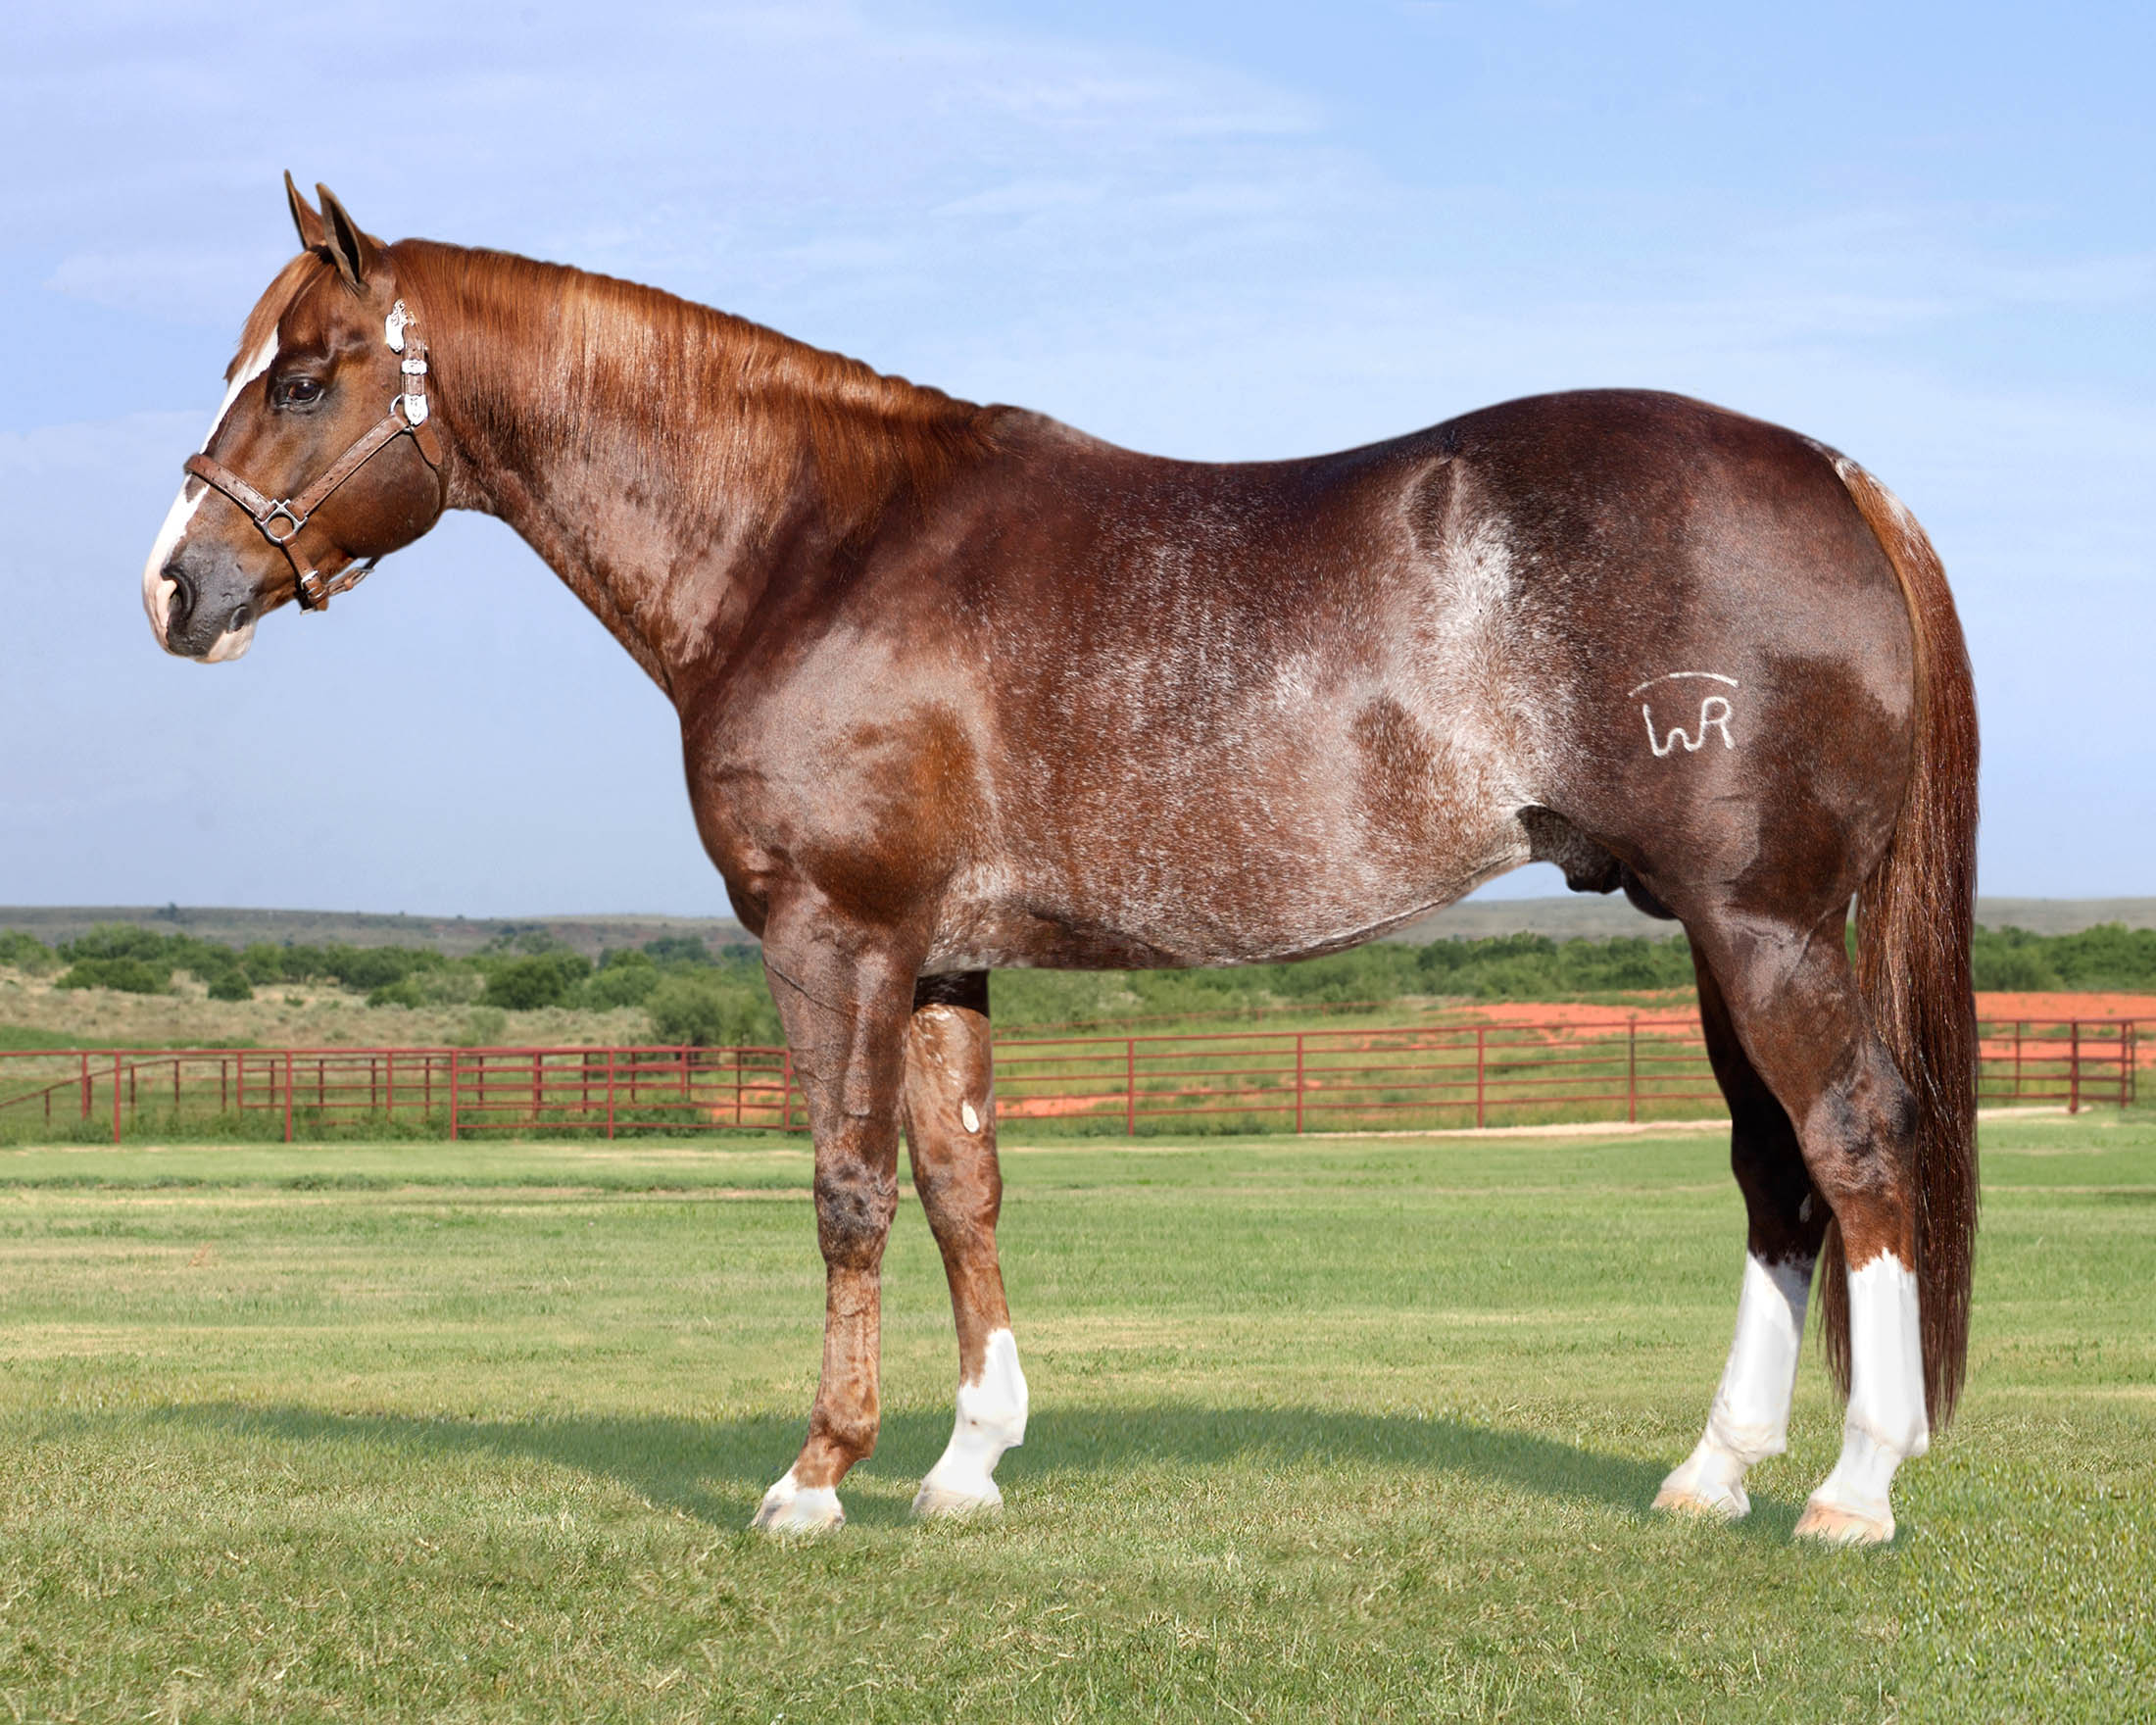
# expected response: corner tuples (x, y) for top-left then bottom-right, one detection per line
(1433, 992), (2156, 1027)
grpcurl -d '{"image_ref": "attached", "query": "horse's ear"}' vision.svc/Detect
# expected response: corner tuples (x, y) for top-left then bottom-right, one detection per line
(284, 172), (326, 252)
(316, 183), (377, 290)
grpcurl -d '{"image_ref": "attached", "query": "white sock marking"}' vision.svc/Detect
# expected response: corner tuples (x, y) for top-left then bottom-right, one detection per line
(754, 1466), (843, 1533)
(1808, 1253), (1928, 1530)
(1659, 1253), (1810, 1517)
(915, 1327), (1027, 1513)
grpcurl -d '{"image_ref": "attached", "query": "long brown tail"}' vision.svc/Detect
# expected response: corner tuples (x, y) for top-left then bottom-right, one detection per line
(1816, 450), (1981, 1427)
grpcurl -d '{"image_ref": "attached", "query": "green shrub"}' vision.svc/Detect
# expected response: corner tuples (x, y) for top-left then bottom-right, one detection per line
(645, 973), (781, 1047)
(59, 924), (172, 963)
(0, 930), (57, 973)
(479, 953), (591, 1011)
(1972, 942), (2063, 992)
(587, 950), (661, 1009)
(640, 935), (713, 967)
(206, 971), (254, 1002)
(56, 957), (171, 995)
(367, 978), (426, 1010)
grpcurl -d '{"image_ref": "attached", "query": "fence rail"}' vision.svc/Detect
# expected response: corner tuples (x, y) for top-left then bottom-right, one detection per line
(0, 1016), (2138, 1145)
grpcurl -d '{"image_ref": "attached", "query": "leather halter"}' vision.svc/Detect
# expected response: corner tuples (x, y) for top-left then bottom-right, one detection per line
(183, 300), (446, 610)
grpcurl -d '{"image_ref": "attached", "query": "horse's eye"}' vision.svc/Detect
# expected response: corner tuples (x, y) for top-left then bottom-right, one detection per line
(273, 376), (324, 410)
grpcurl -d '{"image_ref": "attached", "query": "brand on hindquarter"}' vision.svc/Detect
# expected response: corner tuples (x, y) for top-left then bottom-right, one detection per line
(1630, 671), (1740, 758)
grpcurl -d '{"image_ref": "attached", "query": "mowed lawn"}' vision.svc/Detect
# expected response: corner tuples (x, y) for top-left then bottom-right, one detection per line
(0, 1115), (2148, 1723)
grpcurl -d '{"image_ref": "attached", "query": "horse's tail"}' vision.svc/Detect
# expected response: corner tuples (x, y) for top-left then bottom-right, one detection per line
(1816, 449), (1981, 1427)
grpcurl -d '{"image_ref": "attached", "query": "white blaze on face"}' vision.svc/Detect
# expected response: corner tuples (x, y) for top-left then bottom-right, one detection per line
(914, 1327), (1028, 1515)
(141, 332), (278, 651)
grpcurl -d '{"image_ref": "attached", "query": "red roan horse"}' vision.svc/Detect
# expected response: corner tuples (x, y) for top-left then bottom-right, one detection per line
(143, 181), (1977, 1544)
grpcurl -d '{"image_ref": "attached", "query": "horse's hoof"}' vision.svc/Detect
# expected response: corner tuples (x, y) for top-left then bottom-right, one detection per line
(1653, 1446), (1749, 1520)
(1793, 1497), (1893, 1546)
(911, 1472), (1003, 1519)
(1652, 1480), (1748, 1520)
(751, 1470), (845, 1535)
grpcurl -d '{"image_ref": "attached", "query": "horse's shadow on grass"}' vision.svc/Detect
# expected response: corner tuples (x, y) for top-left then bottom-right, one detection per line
(163, 1402), (1804, 1541)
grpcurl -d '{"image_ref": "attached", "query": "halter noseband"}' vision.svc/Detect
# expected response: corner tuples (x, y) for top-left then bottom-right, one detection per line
(183, 300), (446, 611)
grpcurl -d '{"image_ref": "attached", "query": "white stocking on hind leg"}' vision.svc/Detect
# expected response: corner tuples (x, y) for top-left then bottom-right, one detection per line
(1664, 924), (1930, 1545)
(1657, 956), (1827, 1519)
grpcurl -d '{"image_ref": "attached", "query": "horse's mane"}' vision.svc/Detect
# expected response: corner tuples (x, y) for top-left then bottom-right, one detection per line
(384, 240), (1000, 543)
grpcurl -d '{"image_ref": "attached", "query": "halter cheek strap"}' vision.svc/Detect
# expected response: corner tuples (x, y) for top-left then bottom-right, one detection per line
(183, 299), (446, 611)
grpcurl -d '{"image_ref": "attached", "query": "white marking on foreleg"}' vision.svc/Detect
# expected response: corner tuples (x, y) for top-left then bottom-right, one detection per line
(1656, 1254), (1811, 1519)
(913, 1327), (1028, 1517)
(1797, 1254), (1928, 1545)
(751, 1467), (845, 1535)
(959, 1099), (981, 1134)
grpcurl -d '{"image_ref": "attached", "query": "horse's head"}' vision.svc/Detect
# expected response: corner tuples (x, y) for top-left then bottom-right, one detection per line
(141, 177), (448, 661)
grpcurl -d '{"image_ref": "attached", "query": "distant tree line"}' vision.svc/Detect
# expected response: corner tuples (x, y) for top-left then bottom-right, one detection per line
(3, 921), (2152, 1043)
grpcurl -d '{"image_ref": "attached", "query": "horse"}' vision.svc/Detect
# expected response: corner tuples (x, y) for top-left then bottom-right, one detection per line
(141, 179), (1978, 1545)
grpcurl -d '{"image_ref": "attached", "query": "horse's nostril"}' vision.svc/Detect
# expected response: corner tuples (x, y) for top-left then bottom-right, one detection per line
(167, 570), (195, 624)
(227, 604), (252, 632)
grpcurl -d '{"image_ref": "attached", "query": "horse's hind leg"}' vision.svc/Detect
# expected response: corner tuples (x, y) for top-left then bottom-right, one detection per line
(1655, 946), (1828, 1519)
(1684, 908), (1930, 1545)
(901, 972), (1029, 1516)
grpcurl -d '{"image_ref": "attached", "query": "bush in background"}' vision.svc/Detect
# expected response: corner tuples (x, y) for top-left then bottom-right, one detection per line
(56, 957), (171, 995)
(479, 953), (593, 1011)
(645, 972), (781, 1047)
(587, 949), (661, 1009)
(0, 931), (59, 974)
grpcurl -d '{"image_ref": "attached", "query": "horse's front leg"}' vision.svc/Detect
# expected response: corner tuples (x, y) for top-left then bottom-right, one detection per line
(902, 971), (1028, 1517)
(751, 911), (920, 1534)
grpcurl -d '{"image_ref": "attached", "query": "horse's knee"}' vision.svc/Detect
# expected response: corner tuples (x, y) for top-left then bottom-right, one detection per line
(814, 1162), (899, 1269)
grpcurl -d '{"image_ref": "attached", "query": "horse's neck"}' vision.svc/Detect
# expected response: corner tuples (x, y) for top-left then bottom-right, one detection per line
(410, 243), (982, 696)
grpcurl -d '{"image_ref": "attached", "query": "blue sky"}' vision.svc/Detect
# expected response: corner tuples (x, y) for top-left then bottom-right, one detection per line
(4, 1), (2149, 917)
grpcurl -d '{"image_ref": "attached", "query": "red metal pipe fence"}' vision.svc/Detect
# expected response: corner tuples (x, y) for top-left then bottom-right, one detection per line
(0, 1017), (2138, 1144)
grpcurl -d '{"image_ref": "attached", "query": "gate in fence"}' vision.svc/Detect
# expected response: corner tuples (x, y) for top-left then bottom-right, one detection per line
(1, 1017), (2138, 1145)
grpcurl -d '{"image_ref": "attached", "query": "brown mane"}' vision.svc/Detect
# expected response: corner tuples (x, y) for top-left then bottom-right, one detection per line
(387, 241), (1000, 545)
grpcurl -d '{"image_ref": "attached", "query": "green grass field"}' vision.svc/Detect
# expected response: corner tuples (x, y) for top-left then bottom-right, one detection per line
(1, 1114), (2148, 1722)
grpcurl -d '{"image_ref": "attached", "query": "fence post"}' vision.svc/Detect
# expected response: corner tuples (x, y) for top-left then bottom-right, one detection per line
(386, 1051), (396, 1121)
(1475, 1026), (1486, 1131)
(1627, 1016), (1639, 1125)
(112, 1053), (122, 1145)
(1295, 1033), (1305, 1135)
(2069, 1019), (2080, 1114)
(782, 1046), (796, 1131)
(449, 1049), (461, 1141)
(2014, 1021), (2024, 1099)
(80, 1052), (89, 1121)
(283, 1050), (294, 1142)
(607, 1049), (617, 1140)
(1125, 1038), (1137, 1138)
